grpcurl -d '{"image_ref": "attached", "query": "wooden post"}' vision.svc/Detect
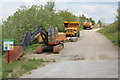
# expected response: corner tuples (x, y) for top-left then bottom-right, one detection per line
(7, 50), (10, 64)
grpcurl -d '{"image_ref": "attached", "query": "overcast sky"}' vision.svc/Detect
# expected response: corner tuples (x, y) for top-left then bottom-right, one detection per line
(0, 0), (119, 23)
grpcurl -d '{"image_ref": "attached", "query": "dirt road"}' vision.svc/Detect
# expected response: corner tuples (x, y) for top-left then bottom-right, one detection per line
(22, 28), (118, 78)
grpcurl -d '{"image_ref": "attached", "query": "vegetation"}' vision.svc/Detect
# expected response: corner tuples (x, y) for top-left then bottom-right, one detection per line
(24, 43), (42, 54)
(58, 10), (77, 21)
(2, 57), (45, 78)
(78, 14), (95, 26)
(97, 20), (103, 27)
(2, 1), (62, 46)
(98, 3), (120, 47)
(98, 21), (119, 47)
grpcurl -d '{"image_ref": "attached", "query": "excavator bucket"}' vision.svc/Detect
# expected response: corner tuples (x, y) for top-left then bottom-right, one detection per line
(9, 46), (23, 61)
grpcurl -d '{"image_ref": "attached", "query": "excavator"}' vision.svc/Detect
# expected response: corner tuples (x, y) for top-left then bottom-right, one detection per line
(9, 26), (64, 61)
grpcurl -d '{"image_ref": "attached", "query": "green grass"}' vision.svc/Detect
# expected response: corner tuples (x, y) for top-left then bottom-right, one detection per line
(98, 21), (119, 47)
(2, 43), (43, 78)
(80, 26), (83, 30)
(2, 58), (45, 78)
(24, 43), (43, 54)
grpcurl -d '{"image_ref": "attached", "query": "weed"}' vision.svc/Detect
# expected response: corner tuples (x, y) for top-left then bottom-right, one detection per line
(51, 58), (56, 62)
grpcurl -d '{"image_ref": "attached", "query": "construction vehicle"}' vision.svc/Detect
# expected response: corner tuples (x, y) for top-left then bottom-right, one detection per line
(9, 26), (65, 61)
(83, 20), (93, 29)
(64, 21), (80, 37)
(39, 32), (67, 43)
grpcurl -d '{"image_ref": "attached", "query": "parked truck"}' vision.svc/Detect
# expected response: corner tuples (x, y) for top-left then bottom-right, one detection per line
(64, 21), (80, 37)
(83, 20), (93, 29)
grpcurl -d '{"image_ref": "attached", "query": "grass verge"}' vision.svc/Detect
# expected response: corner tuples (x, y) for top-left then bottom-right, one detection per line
(2, 43), (46, 78)
(2, 58), (45, 78)
(98, 21), (119, 47)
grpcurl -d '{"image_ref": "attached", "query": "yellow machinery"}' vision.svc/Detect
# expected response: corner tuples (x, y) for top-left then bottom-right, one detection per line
(83, 20), (93, 29)
(64, 21), (80, 37)
(39, 32), (67, 43)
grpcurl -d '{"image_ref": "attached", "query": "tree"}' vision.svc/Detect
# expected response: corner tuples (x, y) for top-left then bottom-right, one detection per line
(58, 10), (77, 21)
(89, 17), (95, 25)
(44, 1), (55, 12)
(78, 14), (86, 26)
(97, 20), (103, 27)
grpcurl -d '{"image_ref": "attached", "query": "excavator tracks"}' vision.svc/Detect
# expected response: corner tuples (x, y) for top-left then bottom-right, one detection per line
(36, 45), (44, 54)
(53, 43), (64, 53)
(36, 43), (64, 54)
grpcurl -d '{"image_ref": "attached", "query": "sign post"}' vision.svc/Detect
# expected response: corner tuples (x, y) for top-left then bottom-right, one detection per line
(7, 50), (10, 63)
(3, 39), (14, 64)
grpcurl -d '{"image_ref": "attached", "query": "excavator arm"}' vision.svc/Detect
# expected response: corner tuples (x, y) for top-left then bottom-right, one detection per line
(21, 26), (48, 51)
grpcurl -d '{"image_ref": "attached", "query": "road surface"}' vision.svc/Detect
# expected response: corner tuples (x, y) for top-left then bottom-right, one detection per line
(22, 28), (118, 78)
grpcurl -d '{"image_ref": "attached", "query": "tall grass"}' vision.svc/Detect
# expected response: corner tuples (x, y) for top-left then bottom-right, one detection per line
(98, 21), (119, 47)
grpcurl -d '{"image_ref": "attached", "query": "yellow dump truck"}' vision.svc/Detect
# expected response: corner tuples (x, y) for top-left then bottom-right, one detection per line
(83, 20), (93, 29)
(64, 21), (80, 37)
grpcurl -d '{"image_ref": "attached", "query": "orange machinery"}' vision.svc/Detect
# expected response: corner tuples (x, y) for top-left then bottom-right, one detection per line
(64, 21), (80, 37)
(83, 20), (93, 29)
(39, 32), (67, 43)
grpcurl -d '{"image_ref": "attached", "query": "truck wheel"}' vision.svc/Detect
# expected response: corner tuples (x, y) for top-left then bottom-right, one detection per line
(74, 33), (76, 37)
